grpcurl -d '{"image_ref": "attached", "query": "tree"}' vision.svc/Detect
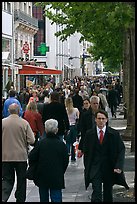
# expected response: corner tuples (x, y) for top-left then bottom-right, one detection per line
(35, 2), (134, 71)
(35, 2), (135, 151)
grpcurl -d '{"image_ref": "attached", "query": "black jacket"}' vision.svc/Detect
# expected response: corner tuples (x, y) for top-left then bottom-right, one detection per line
(78, 107), (95, 151)
(43, 102), (70, 135)
(28, 133), (69, 189)
(83, 126), (129, 190)
(72, 94), (83, 113)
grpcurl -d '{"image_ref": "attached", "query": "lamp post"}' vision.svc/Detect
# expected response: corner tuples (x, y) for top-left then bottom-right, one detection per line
(81, 53), (85, 76)
(68, 56), (73, 79)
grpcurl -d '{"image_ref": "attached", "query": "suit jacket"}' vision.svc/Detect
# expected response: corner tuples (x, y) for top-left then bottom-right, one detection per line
(83, 126), (129, 190)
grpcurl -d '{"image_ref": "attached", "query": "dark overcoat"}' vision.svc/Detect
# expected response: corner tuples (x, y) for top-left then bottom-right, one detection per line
(83, 126), (129, 190)
(27, 133), (69, 189)
(43, 102), (70, 136)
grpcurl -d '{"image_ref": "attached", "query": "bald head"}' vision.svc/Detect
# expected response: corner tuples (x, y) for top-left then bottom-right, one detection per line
(8, 103), (20, 115)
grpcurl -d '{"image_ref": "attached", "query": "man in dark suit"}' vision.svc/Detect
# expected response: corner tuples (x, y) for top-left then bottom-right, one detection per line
(83, 109), (128, 202)
(107, 84), (119, 118)
(72, 88), (83, 113)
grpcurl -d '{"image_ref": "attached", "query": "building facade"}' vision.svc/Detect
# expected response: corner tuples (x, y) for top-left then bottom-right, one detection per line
(32, 5), (82, 83)
(2, 2), (101, 95)
(2, 2), (16, 98)
(14, 2), (38, 90)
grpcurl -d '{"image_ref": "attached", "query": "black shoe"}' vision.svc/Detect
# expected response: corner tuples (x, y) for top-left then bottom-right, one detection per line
(114, 113), (116, 118)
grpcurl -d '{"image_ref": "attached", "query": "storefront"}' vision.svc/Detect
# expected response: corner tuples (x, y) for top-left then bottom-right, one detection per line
(19, 64), (62, 89)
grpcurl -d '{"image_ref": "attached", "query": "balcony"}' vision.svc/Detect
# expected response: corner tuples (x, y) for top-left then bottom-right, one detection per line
(14, 9), (38, 31)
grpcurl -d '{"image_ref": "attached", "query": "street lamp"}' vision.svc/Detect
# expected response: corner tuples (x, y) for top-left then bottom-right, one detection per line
(81, 53), (85, 76)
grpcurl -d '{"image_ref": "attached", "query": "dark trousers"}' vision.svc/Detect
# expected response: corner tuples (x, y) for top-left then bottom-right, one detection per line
(66, 125), (77, 161)
(109, 104), (117, 117)
(91, 169), (113, 202)
(39, 187), (62, 202)
(2, 161), (27, 202)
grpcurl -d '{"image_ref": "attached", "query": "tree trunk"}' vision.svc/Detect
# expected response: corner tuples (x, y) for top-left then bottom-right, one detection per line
(129, 27), (135, 152)
(123, 26), (135, 150)
(122, 30), (130, 120)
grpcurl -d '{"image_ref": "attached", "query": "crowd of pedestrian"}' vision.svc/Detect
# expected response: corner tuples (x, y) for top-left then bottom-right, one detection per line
(2, 75), (126, 202)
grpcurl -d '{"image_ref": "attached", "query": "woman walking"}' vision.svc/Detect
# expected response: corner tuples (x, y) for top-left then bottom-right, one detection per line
(23, 101), (44, 146)
(65, 97), (80, 162)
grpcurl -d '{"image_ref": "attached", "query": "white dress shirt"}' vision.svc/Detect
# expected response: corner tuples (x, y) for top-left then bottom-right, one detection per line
(97, 126), (106, 140)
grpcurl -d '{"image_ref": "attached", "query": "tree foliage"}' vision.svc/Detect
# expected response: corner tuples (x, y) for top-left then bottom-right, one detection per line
(35, 2), (135, 72)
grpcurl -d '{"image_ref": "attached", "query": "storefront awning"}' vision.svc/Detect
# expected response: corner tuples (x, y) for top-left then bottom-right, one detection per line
(19, 65), (62, 75)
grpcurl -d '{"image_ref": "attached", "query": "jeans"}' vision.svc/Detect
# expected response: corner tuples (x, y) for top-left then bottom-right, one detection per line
(39, 187), (62, 202)
(66, 125), (77, 161)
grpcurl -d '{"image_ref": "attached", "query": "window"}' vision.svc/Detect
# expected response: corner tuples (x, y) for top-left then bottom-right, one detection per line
(7, 2), (11, 13)
(19, 2), (22, 11)
(24, 3), (27, 13)
(3, 2), (6, 11)
(29, 6), (31, 16)
(2, 38), (11, 52)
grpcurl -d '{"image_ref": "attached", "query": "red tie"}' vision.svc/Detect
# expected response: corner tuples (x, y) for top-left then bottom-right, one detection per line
(99, 129), (104, 144)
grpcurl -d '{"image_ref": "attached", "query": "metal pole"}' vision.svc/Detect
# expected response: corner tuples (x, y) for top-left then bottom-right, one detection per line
(11, 2), (14, 85)
(82, 53), (85, 76)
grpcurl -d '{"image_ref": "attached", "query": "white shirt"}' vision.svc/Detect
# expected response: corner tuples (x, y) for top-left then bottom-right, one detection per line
(66, 108), (79, 126)
(97, 126), (106, 140)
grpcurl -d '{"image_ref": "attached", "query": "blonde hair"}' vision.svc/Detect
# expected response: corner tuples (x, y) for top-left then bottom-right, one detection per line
(26, 101), (38, 112)
(65, 97), (74, 114)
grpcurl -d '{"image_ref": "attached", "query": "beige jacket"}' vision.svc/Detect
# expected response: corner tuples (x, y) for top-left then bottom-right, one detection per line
(2, 114), (35, 161)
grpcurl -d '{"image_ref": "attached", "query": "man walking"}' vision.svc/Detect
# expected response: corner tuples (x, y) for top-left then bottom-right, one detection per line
(43, 91), (70, 141)
(2, 89), (23, 118)
(2, 103), (35, 202)
(83, 109), (129, 202)
(27, 119), (69, 202)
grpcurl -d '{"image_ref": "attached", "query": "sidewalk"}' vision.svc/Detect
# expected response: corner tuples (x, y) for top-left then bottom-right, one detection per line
(8, 105), (135, 202)
(8, 146), (135, 202)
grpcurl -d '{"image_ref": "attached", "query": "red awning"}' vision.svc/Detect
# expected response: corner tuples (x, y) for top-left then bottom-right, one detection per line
(19, 65), (62, 75)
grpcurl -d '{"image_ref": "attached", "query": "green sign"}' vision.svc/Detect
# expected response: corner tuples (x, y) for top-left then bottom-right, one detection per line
(38, 43), (49, 55)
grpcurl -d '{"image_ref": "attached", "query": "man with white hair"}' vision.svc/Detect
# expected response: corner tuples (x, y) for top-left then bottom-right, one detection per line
(27, 119), (69, 202)
(2, 103), (35, 202)
(45, 119), (59, 134)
